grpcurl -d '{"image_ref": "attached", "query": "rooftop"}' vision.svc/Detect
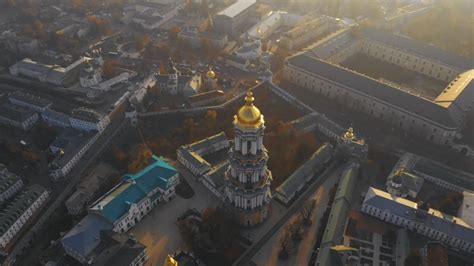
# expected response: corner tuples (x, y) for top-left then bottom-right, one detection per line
(61, 214), (114, 259)
(412, 157), (474, 191)
(9, 91), (53, 109)
(71, 108), (103, 123)
(287, 53), (458, 128)
(0, 185), (47, 236)
(360, 28), (472, 70)
(50, 129), (96, 168)
(0, 103), (37, 123)
(276, 143), (333, 201)
(364, 187), (474, 244)
(90, 156), (177, 222)
(217, 0), (256, 19)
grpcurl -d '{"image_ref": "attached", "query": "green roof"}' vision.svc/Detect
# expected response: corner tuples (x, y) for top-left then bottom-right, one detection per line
(92, 156), (177, 222)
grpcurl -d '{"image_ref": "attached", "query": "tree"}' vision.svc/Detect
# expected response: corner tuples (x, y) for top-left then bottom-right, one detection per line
(127, 144), (152, 173)
(102, 60), (118, 79)
(135, 33), (151, 50)
(168, 26), (182, 42)
(300, 198), (317, 226)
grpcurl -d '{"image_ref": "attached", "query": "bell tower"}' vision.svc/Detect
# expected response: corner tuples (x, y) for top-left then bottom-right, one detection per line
(224, 90), (272, 226)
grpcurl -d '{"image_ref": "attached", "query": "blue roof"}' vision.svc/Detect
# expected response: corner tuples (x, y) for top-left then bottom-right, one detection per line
(61, 214), (113, 259)
(92, 156), (177, 222)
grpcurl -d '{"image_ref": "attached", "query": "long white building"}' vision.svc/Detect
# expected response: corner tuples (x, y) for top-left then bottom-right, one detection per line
(0, 185), (49, 253)
(362, 187), (474, 253)
(285, 28), (474, 145)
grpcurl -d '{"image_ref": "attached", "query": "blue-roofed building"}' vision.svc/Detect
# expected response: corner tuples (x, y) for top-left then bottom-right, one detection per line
(89, 155), (179, 233)
(362, 187), (474, 253)
(61, 214), (113, 264)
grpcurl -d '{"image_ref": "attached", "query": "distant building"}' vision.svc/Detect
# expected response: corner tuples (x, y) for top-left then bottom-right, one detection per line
(124, 1), (179, 30)
(0, 165), (24, 204)
(188, 90), (225, 107)
(0, 185), (49, 254)
(49, 129), (99, 180)
(233, 32), (262, 61)
(285, 27), (474, 145)
(65, 163), (118, 215)
(280, 16), (339, 51)
(275, 143), (333, 206)
(61, 214), (114, 264)
(69, 108), (110, 132)
(41, 109), (71, 128)
(386, 153), (424, 198)
(155, 59), (201, 96)
(390, 152), (474, 193)
(362, 187), (474, 253)
(214, 0), (257, 36)
(0, 31), (40, 55)
(243, 10), (286, 40)
(9, 57), (89, 86)
(178, 28), (228, 49)
(8, 91), (52, 113)
(63, 226), (149, 266)
(89, 156), (179, 233)
(79, 60), (102, 88)
(177, 132), (229, 176)
(0, 103), (39, 130)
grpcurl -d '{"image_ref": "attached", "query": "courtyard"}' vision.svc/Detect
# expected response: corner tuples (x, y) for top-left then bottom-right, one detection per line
(340, 53), (448, 100)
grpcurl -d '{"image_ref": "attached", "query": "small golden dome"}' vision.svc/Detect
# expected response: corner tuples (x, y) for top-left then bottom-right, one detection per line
(235, 91), (262, 127)
(206, 69), (216, 79)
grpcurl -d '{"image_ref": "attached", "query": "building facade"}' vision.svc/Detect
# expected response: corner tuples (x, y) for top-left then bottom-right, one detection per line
(89, 156), (179, 233)
(0, 168), (24, 204)
(285, 28), (473, 145)
(214, 0), (257, 36)
(362, 187), (474, 253)
(224, 91), (272, 226)
(0, 185), (49, 253)
(0, 104), (39, 131)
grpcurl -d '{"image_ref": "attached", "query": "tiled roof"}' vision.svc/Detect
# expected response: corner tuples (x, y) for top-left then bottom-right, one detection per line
(276, 143), (333, 201)
(0, 185), (47, 235)
(91, 156), (177, 222)
(217, 0), (256, 18)
(61, 214), (114, 259)
(364, 187), (474, 244)
(0, 103), (37, 123)
(9, 91), (52, 109)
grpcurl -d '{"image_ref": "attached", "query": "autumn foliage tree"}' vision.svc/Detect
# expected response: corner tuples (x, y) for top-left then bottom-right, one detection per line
(127, 144), (153, 173)
(87, 15), (112, 36)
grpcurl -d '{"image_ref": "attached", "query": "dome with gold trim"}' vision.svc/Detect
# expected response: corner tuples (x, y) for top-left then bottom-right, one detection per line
(234, 91), (262, 127)
(206, 67), (216, 79)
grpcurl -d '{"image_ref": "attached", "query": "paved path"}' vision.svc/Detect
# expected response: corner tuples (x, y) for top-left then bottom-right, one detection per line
(130, 164), (220, 265)
(251, 171), (340, 266)
(233, 161), (340, 266)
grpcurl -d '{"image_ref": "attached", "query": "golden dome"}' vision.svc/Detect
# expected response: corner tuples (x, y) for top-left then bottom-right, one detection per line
(164, 255), (178, 266)
(235, 91), (262, 127)
(206, 68), (216, 79)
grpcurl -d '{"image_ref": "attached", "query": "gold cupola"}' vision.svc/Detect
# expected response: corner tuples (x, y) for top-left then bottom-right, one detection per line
(206, 66), (216, 79)
(234, 90), (263, 128)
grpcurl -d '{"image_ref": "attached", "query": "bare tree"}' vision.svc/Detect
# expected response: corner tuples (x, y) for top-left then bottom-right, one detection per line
(300, 198), (317, 226)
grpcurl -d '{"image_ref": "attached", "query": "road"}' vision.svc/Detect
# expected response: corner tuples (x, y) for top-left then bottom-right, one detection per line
(6, 118), (129, 266)
(234, 161), (340, 266)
